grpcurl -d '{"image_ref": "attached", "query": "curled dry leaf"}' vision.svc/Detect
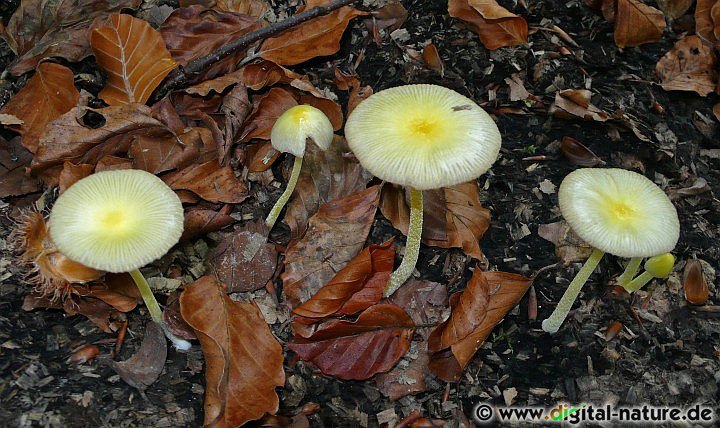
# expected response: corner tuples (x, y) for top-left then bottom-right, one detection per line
(289, 304), (414, 380)
(0, 136), (42, 198)
(31, 103), (170, 174)
(614, 0), (666, 48)
(284, 136), (373, 238)
(58, 162), (94, 194)
(683, 259), (709, 305)
(110, 322), (167, 391)
(366, 3), (409, 33)
(181, 207), (235, 243)
(180, 276), (285, 427)
(423, 43), (445, 76)
(129, 127), (217, 174)
(537, 220), (594, 264)
(162, 160), (248, 203)
(333, 68), (373, 115)
(504, 73), (531, 102)
(695, 0), (720, 44)
(293, 241), (393, 320)
(282, 185), (382, 308)
(0, 62), (79, 153)
(381, 181), (490, 260)
(259, 0), (367, 66)
(210, 221), (278, 293)
(91, 14), (177, 106)
(69, 345), (100, 364)
(428, 270), (532, 382)
(559, 136), (603, 167)
(448, 0), (528, 50)
(656, 36), (717, 97)
(1, 0), (142, 75)
(550, 89), (610, 122)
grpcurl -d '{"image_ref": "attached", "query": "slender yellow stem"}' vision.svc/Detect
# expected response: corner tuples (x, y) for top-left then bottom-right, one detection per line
(542, 248), (605, 334)
(385, 188), (423, 297)
(265, 155), (303, 231)
(623, 271), (654, 292)
(616, 257), (642, 288)
(130, 269), (191, 351)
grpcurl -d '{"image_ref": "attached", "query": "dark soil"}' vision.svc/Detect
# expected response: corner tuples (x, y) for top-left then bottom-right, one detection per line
(1, 0), (719, 426)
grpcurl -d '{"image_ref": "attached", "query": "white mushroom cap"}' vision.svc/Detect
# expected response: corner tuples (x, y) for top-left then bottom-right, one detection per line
(558, 168), (679, 258)
(49, 169), (184, 273)
(344, 84), (501, 190)
(271, 104), (334, 158)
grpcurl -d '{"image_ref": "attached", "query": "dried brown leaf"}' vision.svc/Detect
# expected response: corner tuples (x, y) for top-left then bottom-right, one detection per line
(657, 0), (694, 20)
(550, 89), (610, 122)
(259, 0), (367, 66)
(91, 14), (176, 106)
(181, 207), (236, 243)
(180, 276), (284, 427)
(656, 35), (717, 97)
(110, 322), (167, 391)
(0, 136), (42, 198)
(1, 0), (142, 75)
(695, 0), (719, 44)
(163, 160), (248, 204)
(614, 0), (666, 48)
(288, 304), (414, 380)
(282, 185), (381, 308)
(0, 63), (79, 153)
(428, 270), (531, 382)
(448, 0), (528, 50)
(684, 259), (709, 305)
(559, 136), (603, 167)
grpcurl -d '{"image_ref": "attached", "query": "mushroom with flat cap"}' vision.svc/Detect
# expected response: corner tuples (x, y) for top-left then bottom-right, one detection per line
(541, 168), (679, 334)
(344, 84), (502, 297)
(265, 104), (334, 231)
(49, 169), (191, 350)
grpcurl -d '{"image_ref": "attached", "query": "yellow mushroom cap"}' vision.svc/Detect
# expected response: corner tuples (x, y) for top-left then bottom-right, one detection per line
(271, 104), (333, 158)
(49, 169), (184, 273)
(344, 84), (501, 190)
(559, 168), (679, 258)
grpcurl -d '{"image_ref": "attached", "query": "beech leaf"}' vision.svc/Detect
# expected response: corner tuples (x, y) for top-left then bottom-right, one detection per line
(91, 14), (177, 105)
(0, 63), (80, 153)
(110, 322), (167, 392)
(180, 276), (285, 427)
(288, 304), (414, 380)
(282, 185), (381, 308)
(428, 270), (532, 382)
(549, 89), (610, 122)
(448, 0), (528, 50)
(162, 160), (249, 204)
(614, 0), (666, 48)
(259, 0), (367, 66)
(656, 35), (717, 97)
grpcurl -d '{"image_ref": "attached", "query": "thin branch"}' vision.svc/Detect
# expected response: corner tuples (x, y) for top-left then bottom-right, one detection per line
(152, 0), (361, 101)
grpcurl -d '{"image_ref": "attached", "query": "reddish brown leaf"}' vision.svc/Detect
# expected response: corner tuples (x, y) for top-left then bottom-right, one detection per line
(657, 0), (694, 20)
(110, 322), (167, 391)
(448, 0), (528, 50)
(422, 43), (445, 76)
(259, 0), (367, 66)
(96, 155), (134, 171)
(549, 89), (610, 122)
(163, 160), (248, 203)
(181, 207), (236, 242)
(1, 0), (142, 75)
(243, 87), (299, 141)
(428, 270), (531, 382)
(90, 273), (140, 313)
(695, 0), (719, 44)
(128, 127), (217, 174)
(381, 181), (490, 260)
(0, 136), (42, 198)
(284, 136), (373, 238)
(683, 259), (709, 305)
(31, 103), (171, 174)
(160, 5), (261, 80)
(0, 63), (79, 153)
(614, 0), (666, 48)
(656, 36), (717, 97)
(180, 0), (270, 17)
(210, 221), (278, 293)
(245, 142), (280, 172)
(180, 276), (285, 427)
(293, 241), (393, 320)
(282, 185), (381, 308)
(90, 14), (176, 106)
(163, 290), (197, 340)
(333, 68), (373, 115)
(69, 345), (100, 364)
(58, 162), (94, 194)
(289, 304), (414, 380)
(366, 3), (408, 32)
(559, 136), (603, 167)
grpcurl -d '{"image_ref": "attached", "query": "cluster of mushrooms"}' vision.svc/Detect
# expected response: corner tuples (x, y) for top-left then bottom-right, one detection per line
(33, 83), (680, 350)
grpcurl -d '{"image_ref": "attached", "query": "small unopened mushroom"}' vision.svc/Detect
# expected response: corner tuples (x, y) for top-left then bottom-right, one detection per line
(265, 105), (333, 230)
(345, 84), (501, 296)
(541, 168), (679, 334)
(49, 169), (190, 350)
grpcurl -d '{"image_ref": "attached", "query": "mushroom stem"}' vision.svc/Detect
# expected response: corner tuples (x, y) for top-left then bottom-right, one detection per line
(623, 271), (654, 292)
(541, 248), (605, 334)
(265, 155), (303, 231)
(129, 269), (192, 351)
(616, 257), (642, 287)
(385, 187), (423, 297)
